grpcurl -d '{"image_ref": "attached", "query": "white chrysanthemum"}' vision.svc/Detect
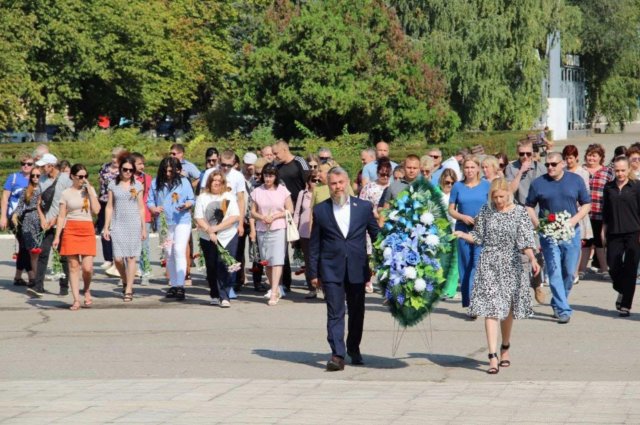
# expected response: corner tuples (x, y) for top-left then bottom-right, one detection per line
(425, 234), (440, 246)
(420, 212), (434, 225)
(404, 266), (417, 280)
(383, 247), (393, 259)
(414, 278), (427, 292)
(388, 210), (399, 221)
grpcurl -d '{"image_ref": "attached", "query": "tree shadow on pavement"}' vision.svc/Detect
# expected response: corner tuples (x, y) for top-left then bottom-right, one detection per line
(252, 349), (409, 370)
(406, 352), (485, 372)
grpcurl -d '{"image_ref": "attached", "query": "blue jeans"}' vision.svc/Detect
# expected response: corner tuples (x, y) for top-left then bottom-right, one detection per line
(540, 228), (581, 317)
(457, 239), (481, 308)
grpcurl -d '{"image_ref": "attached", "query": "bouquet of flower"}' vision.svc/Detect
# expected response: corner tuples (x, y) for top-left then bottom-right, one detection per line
(538, 210), (575, 242)
(50, 249), (65, 280)
(158, 211), (171, 267)
(217, 243), (241, 273)
(373, 179), (455, 327)
(140, 248), (152, 275)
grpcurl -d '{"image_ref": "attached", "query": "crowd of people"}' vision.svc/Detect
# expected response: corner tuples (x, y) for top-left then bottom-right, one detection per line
(2, 135), (638, 373)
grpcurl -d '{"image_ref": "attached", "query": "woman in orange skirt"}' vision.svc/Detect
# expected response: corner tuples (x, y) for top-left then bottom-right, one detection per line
(53, 164), (100, 310)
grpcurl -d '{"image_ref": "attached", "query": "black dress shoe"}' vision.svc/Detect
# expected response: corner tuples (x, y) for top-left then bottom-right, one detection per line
(347, 350), (364, 365)
(326, 356), (345, 371)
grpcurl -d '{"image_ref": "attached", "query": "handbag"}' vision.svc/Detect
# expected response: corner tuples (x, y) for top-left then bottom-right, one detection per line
(284, 210), (300, 242)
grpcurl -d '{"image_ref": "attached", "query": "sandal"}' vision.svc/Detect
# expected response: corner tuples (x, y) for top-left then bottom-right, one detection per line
(499, 343), (511, 367)
(487, 352), (499, 374)
(123, 292), (133, 302)
(619, 307), (631, 317)
(83, 296), (93, 308)
(69, 301), (81, 311)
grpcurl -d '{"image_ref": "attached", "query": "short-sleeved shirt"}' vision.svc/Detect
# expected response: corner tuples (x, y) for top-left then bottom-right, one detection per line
(181, 160), (200, 182)
(3, 172), (29, 217)
(250, 184), (291, 232)
(194, 191), (239, 247)
(60, 186), (98, 222)
(277, 156), (309, 204)
(449, 179), (491, 231)
(199, 168), (246, 195)
(40, 173), (73, 222)
(378, 178), (411, 207)
(525, 172), (591, 219)
(505, 160), (547, 205)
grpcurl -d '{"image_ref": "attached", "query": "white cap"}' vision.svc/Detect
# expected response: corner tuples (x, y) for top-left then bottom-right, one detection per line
(35, 153), (58, 166)
(243, 152), (258, 165)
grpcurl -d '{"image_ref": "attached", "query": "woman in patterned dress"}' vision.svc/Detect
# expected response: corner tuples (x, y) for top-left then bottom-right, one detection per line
(12, 168), (43, 286)
(96, 147), (126, 272)
(102, 156), (147, 302)
(454, 178), (539, 374)
(359, 157), (391, 292)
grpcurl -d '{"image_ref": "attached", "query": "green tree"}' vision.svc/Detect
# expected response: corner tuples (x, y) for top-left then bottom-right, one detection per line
(229, 0), (459, 142)
(575, 0), (640, 129)
(390, 0), (581, 131)
(0, 6), (34, 129)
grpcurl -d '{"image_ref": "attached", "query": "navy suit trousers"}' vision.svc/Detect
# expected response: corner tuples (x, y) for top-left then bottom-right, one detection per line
(323, 278), (365, 358)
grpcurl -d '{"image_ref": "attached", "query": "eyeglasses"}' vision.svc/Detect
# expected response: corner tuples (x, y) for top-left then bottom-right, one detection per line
(378, 173), (390, 177)
(121, 167), (134, 173)
(309, 164), (318, 169)
(207, 158), (217, 164)
(499, 163), (507, 168)
(75, 174), (88, 179)
(21, 162), (34, 166)
(443, 180), (454, 185)
(545, 162), (560, 168)
(30, 174), (40, 178)
(429, 155), (441, 159)
(319, 157), (331, 163)
(311, 179), (321, 183)
(219, 163), (233, 168)
(518, 152), (533, 157)
(170, 152), (179, 156)
(631, 157), (640, 162)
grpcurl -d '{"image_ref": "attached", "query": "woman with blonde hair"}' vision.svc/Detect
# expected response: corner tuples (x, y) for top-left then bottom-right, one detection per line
(481, 156), (500, 182)
(455, 178), (539, 374)
(420, 155), (434, 179)
(195, 170), (240, 307)
(448, 155), (491, 311)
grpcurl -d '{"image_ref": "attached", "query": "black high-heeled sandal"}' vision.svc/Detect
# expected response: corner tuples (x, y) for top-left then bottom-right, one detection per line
(499, 343), (511, 367)
(487, 353), (499, 374)
(619, 307), (630, 317)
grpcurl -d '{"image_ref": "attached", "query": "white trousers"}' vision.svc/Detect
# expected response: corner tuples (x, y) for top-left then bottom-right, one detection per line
(166, 223), (191, 287)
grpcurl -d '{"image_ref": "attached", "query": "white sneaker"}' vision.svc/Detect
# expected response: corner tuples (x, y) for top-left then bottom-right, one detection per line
(220, 299), (231, 308)
(210, 298), (220, 306)
(105, 265), (120, 277)
(135, 270), (142, 278)
(279, 286), (286, 298)
(263, 289), (272, 299)
(100, 261), (113, 270)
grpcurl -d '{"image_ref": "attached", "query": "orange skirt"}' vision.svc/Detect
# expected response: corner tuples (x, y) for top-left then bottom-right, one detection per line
(60, 220), (96, 256)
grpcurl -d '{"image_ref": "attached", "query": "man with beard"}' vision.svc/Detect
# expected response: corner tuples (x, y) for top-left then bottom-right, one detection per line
(309, 167), (379, 371)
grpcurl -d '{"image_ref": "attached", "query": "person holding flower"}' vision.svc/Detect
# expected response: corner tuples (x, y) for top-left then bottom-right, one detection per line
(602, 157), (640, 317)
(194, 170), (240, 308)
(455, 178), (539, 374)
(147, 157), (195, 301)
(102, 156), (147, 302)
(448, 155), (491, 311)
(250, 164), (293, 306)
(52, 164), (101, 310)
(525, 152), (591, 324)
(12, 167), (43, 286)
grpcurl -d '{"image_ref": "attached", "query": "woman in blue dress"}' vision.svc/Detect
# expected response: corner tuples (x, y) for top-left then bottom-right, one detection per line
(448, 155), (490, 312)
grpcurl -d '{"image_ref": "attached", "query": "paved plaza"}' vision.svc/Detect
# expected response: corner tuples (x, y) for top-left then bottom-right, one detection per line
(2, 128), (640, 424)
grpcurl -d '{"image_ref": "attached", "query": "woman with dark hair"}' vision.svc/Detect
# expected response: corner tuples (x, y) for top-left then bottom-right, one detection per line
(102, 156), (147, 301)
(12, 167), (43, 286)
(52, 164), (101, 310)
(582, 143), (613, 276)
(494, 153), (508, 178)
(147, 157), (195, 300)
(194, 170), (240, 308)
(563, 145), (593, 280)
(294, 170), (320, 298)
(250, 164), (293, 306)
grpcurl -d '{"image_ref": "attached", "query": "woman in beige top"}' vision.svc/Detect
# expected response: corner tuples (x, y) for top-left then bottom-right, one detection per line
(53, 164), (100, 310)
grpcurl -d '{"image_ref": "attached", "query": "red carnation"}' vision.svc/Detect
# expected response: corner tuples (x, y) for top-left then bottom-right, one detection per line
(30, 247), (42, 254)
(548, 213), (556, 222)
(294, 269), (305, 276)
(250, 266), (260, 273)
(259, 260), (269, 266)
(12, 252), (17, 260)
(160, 259), (167, 268)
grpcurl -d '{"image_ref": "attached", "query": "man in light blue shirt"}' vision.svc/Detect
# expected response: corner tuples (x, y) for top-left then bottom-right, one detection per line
(170, 143), (200, 187)
(361, 141), (397, 186)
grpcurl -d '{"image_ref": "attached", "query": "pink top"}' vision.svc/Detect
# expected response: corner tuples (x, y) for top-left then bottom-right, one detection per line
(293, 189), (312, 239)
(251, 184), (291, 232)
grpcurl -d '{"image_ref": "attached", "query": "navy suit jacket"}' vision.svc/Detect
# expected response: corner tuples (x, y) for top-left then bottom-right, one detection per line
(308, 196), (380, 284)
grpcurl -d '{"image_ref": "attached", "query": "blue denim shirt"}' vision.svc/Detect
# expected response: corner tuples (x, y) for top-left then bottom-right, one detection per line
(147, 177), (194, 225)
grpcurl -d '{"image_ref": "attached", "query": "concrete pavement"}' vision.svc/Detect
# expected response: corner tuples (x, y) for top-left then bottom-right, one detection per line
(3, 127), (640, 424)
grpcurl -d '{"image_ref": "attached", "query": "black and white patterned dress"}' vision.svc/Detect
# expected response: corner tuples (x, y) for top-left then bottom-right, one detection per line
(468, 204), (535, 319)
(108, 181), (143, 258)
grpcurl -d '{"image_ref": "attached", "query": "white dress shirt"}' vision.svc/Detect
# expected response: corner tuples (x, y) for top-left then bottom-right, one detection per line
(332, 200), (351, 238)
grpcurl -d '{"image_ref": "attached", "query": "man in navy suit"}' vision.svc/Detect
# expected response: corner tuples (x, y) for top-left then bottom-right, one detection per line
(309, 167), (380, 371)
